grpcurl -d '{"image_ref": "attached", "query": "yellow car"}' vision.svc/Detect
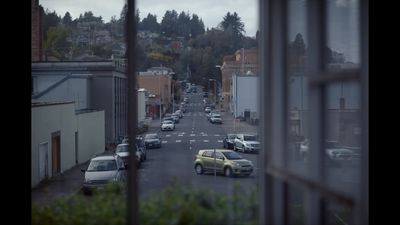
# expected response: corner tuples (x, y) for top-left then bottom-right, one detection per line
(194, 149), (253, 177)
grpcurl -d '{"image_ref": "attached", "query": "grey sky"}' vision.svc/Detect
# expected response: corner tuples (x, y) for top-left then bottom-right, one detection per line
(39, 0), (259, 37)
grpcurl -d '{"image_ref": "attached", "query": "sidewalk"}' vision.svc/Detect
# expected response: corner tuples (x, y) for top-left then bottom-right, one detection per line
(31, 160), (90, 206)
(220, 110), (259, 134)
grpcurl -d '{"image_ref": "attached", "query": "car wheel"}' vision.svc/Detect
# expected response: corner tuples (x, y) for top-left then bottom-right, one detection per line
(195, 164), (203, 174)
(224, 166), (233, 177)
(223, 142), (227, 149)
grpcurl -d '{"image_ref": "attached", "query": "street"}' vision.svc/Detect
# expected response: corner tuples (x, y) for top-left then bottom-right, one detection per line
(138, 89), (259, 198)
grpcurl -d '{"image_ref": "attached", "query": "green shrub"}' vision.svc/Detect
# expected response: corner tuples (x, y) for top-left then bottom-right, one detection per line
(32, 178), (258, 225)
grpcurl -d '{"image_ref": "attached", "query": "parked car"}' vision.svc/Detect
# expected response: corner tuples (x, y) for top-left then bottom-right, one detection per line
(171, 114), (180, 123)
(175, 110), (183, 118)
(144, 133), (162, 149)
(223, 134), (237, 149)
(137, 121), (149, 134)
(194, 149), (253, 177)
(136, 136), (147, 161)
(162, 117), (174, 123)
(300, 140), (354, 164)
(210, 114), (222, 124)
(204, 107), (212, 113)
(161, 120), (175, 131)
(81, 154), (127, 195)
(234, 134), (260, 153)
(115, 143), (142, 165)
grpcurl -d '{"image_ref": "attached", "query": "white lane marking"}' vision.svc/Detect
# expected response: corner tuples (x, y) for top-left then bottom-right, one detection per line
(214, 134), (220, 136)
(178, 134), (183, 137)
(161, 141), (168, 143)
(204, 140), (209, 142)
(217, 140), (223, 143)
(190, 134), (195, 136)
(202, 134), (208, 136)
(166, 135), (171, 137)
(176, 140), (182, 143)
(190, 140), (196, 143)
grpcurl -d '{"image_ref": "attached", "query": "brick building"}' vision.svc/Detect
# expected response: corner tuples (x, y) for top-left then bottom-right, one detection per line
(31, 0), (43, 61)
(220, 48), (259, 110)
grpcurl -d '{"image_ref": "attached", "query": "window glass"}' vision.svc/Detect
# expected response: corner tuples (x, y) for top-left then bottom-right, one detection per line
(287, 0), (310, 178)
(326, 0), (360, 69)
(324, 81), (361, 196)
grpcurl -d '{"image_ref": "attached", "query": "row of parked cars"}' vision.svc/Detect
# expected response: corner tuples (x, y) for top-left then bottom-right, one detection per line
(81, 133), (162, 195)
(161, 98), (188, 131)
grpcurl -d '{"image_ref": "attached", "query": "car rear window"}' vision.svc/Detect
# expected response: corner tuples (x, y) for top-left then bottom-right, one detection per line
(87, 160), (117, 171)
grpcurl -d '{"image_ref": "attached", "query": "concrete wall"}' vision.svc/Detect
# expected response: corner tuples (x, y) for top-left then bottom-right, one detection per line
(231, 75), (260, 118)
(91, 76), (114, 143)
(76, 111), (105, 164)
(33, 75), (91, 110)
(31, 103), (77, 188)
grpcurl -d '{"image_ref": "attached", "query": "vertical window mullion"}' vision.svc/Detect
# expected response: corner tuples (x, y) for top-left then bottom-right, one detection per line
(307, 0), (327, 224)
(358, 0), (369, 224)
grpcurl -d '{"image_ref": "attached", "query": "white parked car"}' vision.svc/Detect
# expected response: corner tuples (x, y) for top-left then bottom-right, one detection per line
(300, 140), (354, 163)
(161, 120), (175, 131)
(204, 107), (212, 113)
(234, 134), (260, 153)
(210, 114), (222, 124)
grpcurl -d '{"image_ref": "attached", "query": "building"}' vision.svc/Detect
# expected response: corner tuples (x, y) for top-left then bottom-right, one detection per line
(138, 88), (147, 122)
(32, 60), (127, 144)
(230, 74), (260, 121)
(137, 67), (173, 114)
(31, 0), (43, 61)
(220, 48), (258, 111)
(31, 102), (105, 188)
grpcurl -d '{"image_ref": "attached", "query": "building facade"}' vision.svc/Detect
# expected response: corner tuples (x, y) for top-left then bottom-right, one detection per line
(31, 0), (43, 61)
(220, 48), (258, 111)
(137, 67), (173, 114)
(32, 60), (127, 144)
(31, 102), (105, 188)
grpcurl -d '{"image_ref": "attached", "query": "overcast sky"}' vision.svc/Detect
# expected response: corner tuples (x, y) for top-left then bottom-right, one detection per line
(39, 0), (259, 37)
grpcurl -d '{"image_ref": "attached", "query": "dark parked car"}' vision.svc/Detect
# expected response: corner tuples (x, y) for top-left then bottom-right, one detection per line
(223, 134), (237, 149)
(144, 133), (162, 149)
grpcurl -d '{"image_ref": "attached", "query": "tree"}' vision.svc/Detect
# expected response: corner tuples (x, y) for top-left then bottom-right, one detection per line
(177, 11), (191, 38)
(44, 26), (71, 60)
(140, 13), (160, 33)
(43, 9), (61, 40)
(219, 12), (245, 37)
(161, 10), (178, 37)
(62, 12), (72, 26)
(190, 14), (205, 38)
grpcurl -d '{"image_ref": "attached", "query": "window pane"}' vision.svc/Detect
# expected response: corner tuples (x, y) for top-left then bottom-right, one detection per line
(287, 0), (310, 178)
(288, 186), (306, 225)
(135, 0), (260, 224)
(324, 81), (361, 196)
(324, 201), (354, 225)
(326, 0), (360, 69)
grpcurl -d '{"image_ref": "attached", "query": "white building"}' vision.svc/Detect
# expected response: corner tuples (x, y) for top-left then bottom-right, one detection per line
(230, 74), (260, 119)
(138, 88), (147, 122)
(31, 101), (105, 188)
(32, 60), (127, 144)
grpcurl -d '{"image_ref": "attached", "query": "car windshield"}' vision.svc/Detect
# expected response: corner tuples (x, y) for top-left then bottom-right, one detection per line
(116, 145), (129, 153)
(222, 151), (243, 160)
(146, 134), (158, 139)
(243, 135), (257, 141)
(228, 134), (236, 139)
(163, 121), (173, 124)
(87, 160), (117, 171)
(213, 115), (221, 118)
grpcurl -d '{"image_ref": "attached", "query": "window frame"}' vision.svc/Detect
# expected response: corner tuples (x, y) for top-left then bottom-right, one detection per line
(258, 0), (368, 224)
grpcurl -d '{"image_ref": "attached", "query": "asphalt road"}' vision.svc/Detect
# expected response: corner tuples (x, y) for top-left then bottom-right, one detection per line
(138, 89), (259, 198)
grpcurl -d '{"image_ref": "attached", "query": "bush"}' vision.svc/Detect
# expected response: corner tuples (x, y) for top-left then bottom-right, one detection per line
(32, 178), (258, 225)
